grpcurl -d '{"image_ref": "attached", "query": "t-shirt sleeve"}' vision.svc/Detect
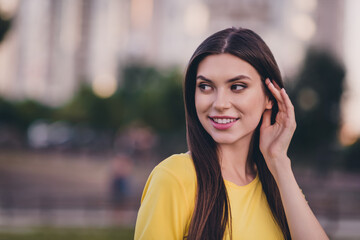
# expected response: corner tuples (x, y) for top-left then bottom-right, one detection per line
(134, 166), (191, 240)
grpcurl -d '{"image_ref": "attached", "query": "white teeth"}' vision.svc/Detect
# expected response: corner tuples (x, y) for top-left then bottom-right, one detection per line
(212, 118), (237, 124)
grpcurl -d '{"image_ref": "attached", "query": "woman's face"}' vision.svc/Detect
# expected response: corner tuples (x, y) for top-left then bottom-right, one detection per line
(195, 53), (272, 145)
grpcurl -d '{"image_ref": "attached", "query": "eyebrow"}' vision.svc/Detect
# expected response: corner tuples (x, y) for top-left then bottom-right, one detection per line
(196, 75), (251, 83)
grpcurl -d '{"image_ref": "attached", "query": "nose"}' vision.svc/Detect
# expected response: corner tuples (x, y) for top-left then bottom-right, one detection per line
(213, 89), (231, 111)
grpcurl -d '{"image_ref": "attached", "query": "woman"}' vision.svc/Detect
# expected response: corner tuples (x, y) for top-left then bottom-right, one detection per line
(134, 27), (328, 240)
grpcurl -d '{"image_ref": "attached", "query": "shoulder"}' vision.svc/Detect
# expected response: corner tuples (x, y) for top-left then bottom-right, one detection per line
(141, 153), (196, 200)
(135, 153), (196, 239)
(150, 153), (196, 189)
(156, 153), (195, 176)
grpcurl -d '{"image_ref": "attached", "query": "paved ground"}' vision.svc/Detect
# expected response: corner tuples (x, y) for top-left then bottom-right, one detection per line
(0, 149), (359, 239)
(0, 209), (359, 239)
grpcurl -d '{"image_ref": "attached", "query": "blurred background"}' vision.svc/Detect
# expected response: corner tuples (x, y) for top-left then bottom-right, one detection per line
(0, 0), (359, 239)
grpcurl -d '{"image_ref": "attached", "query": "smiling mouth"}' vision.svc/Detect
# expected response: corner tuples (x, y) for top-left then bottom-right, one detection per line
(209, 117), (239, 124)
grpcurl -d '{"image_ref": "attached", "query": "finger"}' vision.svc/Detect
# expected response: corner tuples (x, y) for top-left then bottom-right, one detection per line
(260, 109), (272, 129)
(265, 79), (283, 102)
(280, 88), (295, 119)
(265, 79), (285, 111)
(272, 80), (281, 90)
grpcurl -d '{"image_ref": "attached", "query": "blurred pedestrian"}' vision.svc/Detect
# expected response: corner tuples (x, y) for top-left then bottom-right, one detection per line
(110, 153), (133, 210)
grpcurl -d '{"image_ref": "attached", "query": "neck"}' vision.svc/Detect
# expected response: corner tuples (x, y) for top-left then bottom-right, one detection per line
(218, 133), (256, 185)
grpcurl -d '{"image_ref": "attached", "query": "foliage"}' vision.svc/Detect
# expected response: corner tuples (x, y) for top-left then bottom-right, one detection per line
(0, 97), (17, 125)
(54, 65), (185, 133)
(344, 139), (360, 171)
(289, 48), (345, 161)
(119, 65), (185, 132)
(53, 85), (122, 129)
(0, 13), (12, 42)
(14, 100), (52, 130)
(0, 98), (51, 130)
(0, 65), (185, 134)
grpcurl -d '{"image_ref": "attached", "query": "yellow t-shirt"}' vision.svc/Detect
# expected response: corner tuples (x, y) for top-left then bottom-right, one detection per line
(134, 153), (284, 240)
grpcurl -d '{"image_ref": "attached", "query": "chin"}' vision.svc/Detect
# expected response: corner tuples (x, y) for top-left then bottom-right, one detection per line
(210, 134), (239, 145)
(214, 140), (237, 145)
(209, 130), (254, 146)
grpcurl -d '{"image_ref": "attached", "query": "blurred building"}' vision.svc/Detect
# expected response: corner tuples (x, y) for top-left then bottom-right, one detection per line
(0, 0), (359, 136)
(0, 0), (83, 105)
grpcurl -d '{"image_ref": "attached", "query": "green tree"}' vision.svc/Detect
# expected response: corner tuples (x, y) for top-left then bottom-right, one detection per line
(289, 48), (345, 164)
(54, 84), (122, 129)
(344, 139), (360, 171)
(0, 97), (17, 125)
(119, 65), (185, 133)
(0, 12), (12, 42)
(14, 100), (52, 130)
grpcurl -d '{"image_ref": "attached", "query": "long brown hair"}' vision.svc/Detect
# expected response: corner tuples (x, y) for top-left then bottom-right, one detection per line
(184, 27), (291, 240)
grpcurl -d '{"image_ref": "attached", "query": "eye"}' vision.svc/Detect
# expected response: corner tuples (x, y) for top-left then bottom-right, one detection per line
(198, 83), (212, 92)
(231, 84), (246, 91)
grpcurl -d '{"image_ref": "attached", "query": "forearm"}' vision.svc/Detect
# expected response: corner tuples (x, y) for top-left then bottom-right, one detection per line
(272, 157), (329, 240)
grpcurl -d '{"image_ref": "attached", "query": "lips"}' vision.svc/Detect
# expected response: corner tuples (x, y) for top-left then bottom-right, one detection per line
(208, 116), (239, 130)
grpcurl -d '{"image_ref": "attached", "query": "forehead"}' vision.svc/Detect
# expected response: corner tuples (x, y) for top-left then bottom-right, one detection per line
(197, 53), (260, 81)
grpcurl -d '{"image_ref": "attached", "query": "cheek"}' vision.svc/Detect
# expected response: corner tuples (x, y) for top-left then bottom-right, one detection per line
(195, 91), (210, 114)
(236, 92), (267, 121)
(251, 97), (267, 123)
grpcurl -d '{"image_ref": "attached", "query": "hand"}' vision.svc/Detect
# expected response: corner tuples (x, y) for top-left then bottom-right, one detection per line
(259, 79), (296, 176)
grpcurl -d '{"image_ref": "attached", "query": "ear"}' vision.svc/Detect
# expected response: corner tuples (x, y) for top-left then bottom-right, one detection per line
(265, 96), (273, 110)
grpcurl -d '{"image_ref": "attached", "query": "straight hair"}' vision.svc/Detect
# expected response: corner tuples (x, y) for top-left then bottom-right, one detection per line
(184, 27), (291, 240)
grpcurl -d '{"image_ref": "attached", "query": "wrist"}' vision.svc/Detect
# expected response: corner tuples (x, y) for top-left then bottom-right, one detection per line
(265, 155), (292, 182)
